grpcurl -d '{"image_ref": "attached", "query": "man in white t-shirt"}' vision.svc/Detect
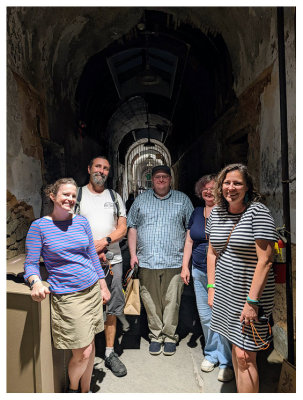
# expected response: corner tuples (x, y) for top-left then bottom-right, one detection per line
(78, 156), (127, 377)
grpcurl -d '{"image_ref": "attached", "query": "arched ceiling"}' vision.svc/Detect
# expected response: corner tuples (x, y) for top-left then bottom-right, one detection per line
(74, 9), (236, 162)
(7, 6), (276, 98)
(7, 7), (277, 163)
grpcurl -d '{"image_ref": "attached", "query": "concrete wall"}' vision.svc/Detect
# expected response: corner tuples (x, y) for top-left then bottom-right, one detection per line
(7, 68), (45, 218)
(173, 8), (295, 359)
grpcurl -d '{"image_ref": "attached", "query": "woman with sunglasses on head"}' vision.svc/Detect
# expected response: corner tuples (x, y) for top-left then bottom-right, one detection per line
(206, 164), (278, 393)
(24, 177), (111, 393)
(181, 174), (234, 383)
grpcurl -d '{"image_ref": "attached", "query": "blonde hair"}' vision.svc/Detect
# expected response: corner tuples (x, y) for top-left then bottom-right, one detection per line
(44, 178), (77, 201)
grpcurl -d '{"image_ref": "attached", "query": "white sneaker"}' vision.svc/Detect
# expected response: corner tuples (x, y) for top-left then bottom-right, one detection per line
(217, 367), (234, 382)
(201, 358), (216, 372)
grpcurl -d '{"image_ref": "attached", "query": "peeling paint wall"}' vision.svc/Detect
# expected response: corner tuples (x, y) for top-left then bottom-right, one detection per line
(7, 68), (45, 218)
(173, 9), (295, 359)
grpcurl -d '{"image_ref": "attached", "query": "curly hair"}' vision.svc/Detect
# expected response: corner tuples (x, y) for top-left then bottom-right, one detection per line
(195, 174), (217, 199)
(214, 163), (261, 208)
(44, 178), (77, 201)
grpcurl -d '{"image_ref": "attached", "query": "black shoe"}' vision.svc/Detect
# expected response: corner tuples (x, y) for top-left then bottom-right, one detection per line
(105, 352), (127, 377)
(66, 388), (79, 393)
(149, 341), (162, 355)
(163, 342), (176, 356)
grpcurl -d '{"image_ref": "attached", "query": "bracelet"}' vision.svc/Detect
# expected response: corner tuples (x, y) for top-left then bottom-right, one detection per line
(246, 295), (259, 305)
(207, 284), (215, 289)
(29, 278), (41, 290)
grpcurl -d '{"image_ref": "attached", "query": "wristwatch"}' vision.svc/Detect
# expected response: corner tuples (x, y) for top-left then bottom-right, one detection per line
(106, 236), (112, 245)
(29, 278), (41, 290)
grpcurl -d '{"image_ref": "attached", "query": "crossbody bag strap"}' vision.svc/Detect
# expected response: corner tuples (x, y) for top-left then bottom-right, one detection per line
(74, 186), (82, 214)
(221, 222), (237, 254)
(108, 188), (121, 217)
(218, 210), (246, 257)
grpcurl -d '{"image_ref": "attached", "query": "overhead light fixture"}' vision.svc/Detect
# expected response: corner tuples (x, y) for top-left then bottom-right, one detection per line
(139, 65), (160, 86)
(137, 22), (145, 31)
(139, 44), (160, 86)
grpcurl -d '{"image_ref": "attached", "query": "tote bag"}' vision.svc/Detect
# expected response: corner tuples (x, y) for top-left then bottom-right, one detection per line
(123, 263), (141, 315)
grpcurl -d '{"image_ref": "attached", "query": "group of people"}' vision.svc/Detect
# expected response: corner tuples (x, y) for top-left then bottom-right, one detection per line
(24, 156), (278, 393)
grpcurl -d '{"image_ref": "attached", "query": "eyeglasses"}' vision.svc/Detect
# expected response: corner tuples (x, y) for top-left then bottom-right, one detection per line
(153, 175), (170, 180)
(202, 188), (214, 193)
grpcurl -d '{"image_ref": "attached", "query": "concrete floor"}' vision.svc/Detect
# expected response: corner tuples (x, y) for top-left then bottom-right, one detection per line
(91, 250), (283, 394)
(90, 321), (283, 394)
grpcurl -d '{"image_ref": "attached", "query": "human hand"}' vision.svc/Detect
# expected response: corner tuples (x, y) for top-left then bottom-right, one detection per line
(31, 281), (51, 302)
(98, 252), (107, 263)
(130, 255), (139, 269)
(240, 302), (258, 325)
(180, 266), (190, 285)
(95, 238), (108, 254)
(208, 288), (215, 308)
(99, 279), (111, 304)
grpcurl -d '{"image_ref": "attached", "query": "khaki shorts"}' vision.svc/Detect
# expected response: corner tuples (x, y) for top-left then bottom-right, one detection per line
(51, 281), (104, 349)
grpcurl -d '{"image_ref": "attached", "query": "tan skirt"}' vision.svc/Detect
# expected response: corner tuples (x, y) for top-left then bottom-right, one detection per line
(51, 281), (104, 349)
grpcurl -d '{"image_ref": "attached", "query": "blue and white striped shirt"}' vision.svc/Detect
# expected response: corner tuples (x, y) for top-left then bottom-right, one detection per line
(24, 215), (105, 294)
(127, 189), (194, 269)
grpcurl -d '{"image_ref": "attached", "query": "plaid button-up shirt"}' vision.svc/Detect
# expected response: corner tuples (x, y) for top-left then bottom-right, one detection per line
(127, 189), (194, 269)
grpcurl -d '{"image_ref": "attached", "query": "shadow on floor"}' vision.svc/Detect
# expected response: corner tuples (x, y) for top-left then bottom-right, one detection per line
(258, 344), (282, 393)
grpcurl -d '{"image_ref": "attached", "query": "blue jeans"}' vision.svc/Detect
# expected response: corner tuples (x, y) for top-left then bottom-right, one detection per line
(192, 266), (232, 368)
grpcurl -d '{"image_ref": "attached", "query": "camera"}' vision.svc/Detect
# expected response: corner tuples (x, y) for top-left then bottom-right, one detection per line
(105, 250), (114, 260)
(258, 305), (269, 323)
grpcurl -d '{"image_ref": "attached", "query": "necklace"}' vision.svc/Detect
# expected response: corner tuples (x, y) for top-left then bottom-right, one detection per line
(204, 208), (209, 240)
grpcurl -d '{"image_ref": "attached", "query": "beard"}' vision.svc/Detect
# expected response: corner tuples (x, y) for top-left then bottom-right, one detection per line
(92, 172), (108, 186)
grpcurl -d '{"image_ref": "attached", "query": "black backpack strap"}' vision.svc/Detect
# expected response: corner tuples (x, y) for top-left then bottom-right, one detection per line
(108, 189), (121, 217)
(74, 187), (82, 215)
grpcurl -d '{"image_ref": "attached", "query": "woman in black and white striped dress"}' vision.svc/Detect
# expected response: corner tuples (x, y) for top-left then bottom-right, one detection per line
(206, 164), (278, 393)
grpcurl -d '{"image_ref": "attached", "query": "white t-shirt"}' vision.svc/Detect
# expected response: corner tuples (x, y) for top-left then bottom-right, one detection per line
(79, 186), (126, 264)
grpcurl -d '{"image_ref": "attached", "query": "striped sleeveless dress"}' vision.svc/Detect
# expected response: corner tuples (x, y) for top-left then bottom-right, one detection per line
(205, 202), (278, 351)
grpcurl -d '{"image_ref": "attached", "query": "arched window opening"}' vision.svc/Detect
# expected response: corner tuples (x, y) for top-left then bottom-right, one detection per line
(123, 139), (172, 199)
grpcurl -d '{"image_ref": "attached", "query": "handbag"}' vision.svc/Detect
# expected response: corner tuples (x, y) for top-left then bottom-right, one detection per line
(123, 263), (141, 315)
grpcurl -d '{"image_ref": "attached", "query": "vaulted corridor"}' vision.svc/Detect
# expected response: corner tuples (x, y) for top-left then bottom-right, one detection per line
(6, 6), (296, 393)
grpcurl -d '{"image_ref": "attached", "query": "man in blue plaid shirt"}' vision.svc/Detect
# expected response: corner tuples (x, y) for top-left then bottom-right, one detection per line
(127, 165), (194, 356)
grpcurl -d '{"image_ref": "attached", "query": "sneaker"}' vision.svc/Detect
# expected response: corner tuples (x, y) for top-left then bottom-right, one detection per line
(149, 341), (162, 355)
(217, 367), (234, 382)
(163, 342), (176, 356)
(201, 358), (216, 372)
(104, 352), (127, 377)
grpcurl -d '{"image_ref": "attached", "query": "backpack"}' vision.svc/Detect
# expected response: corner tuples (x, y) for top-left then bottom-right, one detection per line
(74, 187), (121, 217)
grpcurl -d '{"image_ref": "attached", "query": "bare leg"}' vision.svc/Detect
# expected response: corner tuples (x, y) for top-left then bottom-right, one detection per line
(232, 345), (239, 387)
(233, 345), (259, 393)
(104, 313), (127, 377)
(68, 342), (93, 391)
(105, 314), (116, 347)
(80, 340), (95, 393)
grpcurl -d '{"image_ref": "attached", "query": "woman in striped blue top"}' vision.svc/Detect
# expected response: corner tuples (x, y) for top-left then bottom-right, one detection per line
(24, 178), (111, 393)
(206, 164), (278, 393)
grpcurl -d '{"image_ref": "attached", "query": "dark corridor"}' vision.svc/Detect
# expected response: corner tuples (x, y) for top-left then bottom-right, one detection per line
(58, 9), (242, 205)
